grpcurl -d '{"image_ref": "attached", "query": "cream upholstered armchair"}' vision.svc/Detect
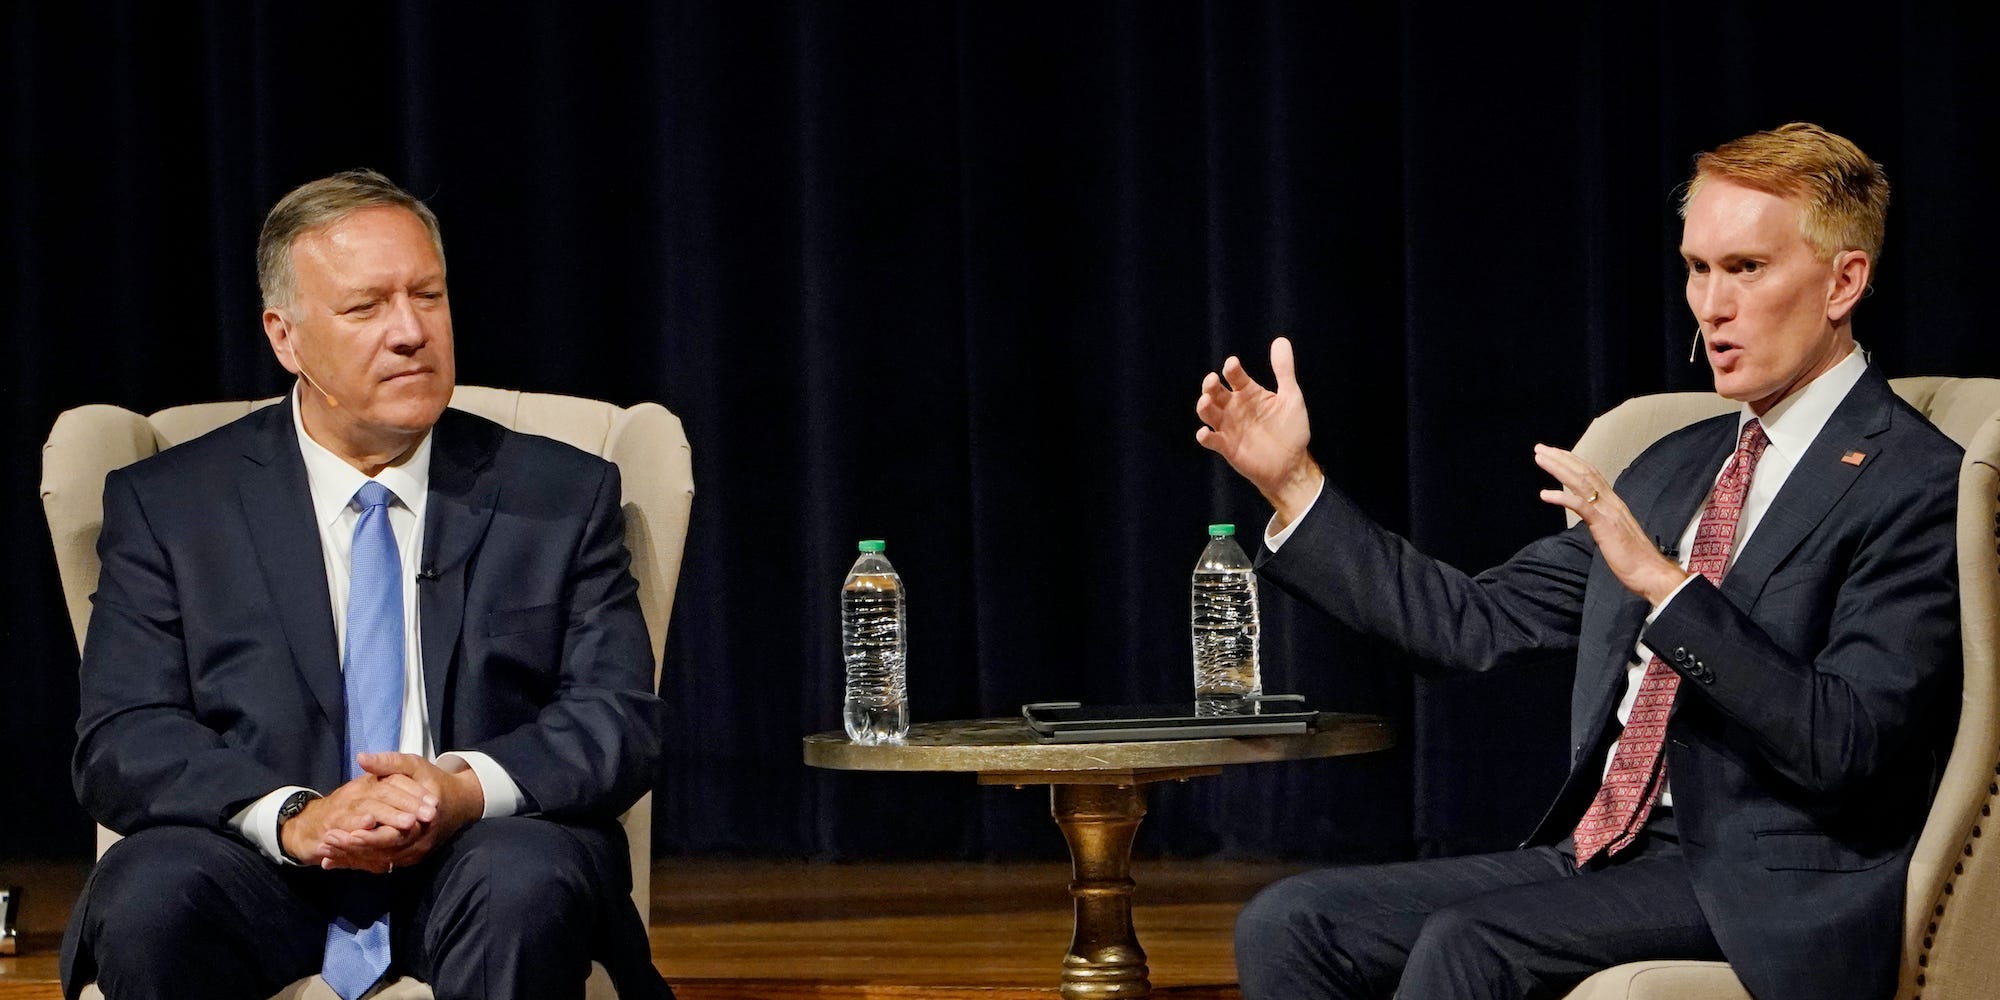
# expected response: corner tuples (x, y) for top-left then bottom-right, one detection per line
(40, 386), (694, 1000)
(1558, 377), (2000, 1000)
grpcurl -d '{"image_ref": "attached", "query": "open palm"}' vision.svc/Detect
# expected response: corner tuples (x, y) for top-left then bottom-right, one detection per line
(1195, 337), (1319, 519)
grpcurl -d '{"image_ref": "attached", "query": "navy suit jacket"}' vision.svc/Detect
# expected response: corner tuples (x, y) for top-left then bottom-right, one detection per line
(1259, 367), (1961, 1000)
(71, 402), (666, 973)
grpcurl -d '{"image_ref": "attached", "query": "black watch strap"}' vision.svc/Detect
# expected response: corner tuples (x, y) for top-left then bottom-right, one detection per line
(275, 789), (321, 866)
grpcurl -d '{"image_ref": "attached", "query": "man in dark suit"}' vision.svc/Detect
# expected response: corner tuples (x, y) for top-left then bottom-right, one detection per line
(61, 170), (673, 1000)
(1197, 124), (1959, 1000)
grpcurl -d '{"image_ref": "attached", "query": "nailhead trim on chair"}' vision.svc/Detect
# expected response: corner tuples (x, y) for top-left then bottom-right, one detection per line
(1911, 503), (2000, 1000)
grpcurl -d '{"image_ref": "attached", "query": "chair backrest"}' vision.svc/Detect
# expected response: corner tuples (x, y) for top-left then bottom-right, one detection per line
(39, 386), (695, 926)
(1566, 376), (2000, 525)
(1906, 407), (2000, 999)
(1568, 376), (2000, 998)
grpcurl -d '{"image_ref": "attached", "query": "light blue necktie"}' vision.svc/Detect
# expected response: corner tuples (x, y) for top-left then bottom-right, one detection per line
(324, 481), (403, 1000)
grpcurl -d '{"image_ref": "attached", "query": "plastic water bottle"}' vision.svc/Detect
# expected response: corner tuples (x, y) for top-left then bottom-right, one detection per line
(842, 539), (908, 745)
(1192, 523), (1260, 707)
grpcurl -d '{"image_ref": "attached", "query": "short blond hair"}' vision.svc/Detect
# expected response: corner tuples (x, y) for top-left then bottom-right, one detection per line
(1679, 122), (1889, 264)
(257, 169), (446, 310)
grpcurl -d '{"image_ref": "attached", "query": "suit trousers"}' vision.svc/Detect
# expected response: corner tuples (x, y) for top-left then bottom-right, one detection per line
(1234, 816), (1723, 1000)
(62, 817), (670, 1000)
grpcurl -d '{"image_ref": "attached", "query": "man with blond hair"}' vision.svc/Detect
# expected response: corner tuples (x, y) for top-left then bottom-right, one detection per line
(62, 169), (673, 1000)
(1203, 124), (1957, 999)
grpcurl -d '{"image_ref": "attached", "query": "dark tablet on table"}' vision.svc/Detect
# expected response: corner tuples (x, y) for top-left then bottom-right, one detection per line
(1021, 695), (1316, 743)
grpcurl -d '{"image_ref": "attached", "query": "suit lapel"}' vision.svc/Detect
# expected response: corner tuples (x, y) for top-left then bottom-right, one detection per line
(419, 410), (500, 743)
(238, 405), (344, 729)
(1556, 417), (1733, 834)
(1634, 420), (1736, 566)
(1597, 416), (1738, 668)
(1720, 370), (1891, 608)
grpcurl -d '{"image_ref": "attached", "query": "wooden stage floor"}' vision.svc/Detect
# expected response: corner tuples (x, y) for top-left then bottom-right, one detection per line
(1, 858), (1309, 998)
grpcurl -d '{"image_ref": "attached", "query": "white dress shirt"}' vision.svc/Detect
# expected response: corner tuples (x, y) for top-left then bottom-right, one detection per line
(1265, 347), (1869, 807)
(229, 391), (523, 864)
(1620, 346), (1866, 803)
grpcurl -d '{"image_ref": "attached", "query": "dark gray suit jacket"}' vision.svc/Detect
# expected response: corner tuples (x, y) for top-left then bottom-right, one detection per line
(1260, 367), (1961, 1000)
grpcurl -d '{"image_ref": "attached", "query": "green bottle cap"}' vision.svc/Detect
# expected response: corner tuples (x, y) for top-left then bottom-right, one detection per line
(1208, 523), (1236, 537)
(857, 539), (886, 553)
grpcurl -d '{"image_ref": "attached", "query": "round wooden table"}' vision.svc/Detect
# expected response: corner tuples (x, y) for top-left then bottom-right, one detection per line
(803, 713), (1393, 999)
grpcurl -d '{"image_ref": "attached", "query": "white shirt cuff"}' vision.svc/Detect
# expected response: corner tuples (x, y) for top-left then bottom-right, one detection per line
(439, 750), (524, 819)
(1264, 478), (1327, 553)
(229, 785), (315, 865)
(1644, 572), (1703, 624)
(1633, 573), (1703, 665)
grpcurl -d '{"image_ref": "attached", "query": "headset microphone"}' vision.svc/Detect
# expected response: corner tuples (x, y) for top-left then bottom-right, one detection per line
(289, 334), (341, 409)
(296, 364), (341, 408)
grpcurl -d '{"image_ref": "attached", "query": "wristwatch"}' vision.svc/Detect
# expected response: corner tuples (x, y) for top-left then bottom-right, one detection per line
(275, 789), (321, 866)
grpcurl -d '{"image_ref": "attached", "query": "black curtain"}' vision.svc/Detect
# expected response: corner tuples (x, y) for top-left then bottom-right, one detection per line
(6, 1), (1998, 864)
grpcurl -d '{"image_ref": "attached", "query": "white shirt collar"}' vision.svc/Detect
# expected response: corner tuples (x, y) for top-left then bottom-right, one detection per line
(290, 389), (433, 525)
(1738, 344), (1867, 460)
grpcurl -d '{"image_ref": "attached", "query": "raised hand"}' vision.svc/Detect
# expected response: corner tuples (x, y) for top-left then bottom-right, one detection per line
(1195, 337), (1323, 529)
(1533, 444), (1689, 605)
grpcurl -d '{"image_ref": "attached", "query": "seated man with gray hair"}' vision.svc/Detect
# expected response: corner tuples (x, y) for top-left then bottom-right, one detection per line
(62, 169), (673, 1000)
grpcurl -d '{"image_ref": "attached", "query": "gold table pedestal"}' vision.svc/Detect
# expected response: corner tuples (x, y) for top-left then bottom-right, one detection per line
(804, 715), (1392, 999)
(1048, 779), (1173, 998)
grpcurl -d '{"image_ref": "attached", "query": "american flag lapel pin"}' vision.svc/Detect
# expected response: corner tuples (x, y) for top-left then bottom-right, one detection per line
(1841, 450), (1867, 466)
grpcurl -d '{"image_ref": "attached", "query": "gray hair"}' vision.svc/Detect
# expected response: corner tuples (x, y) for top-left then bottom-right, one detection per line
(257, 169), (446, 310)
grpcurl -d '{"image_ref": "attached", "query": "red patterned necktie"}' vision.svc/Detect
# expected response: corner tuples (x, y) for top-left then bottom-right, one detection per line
(1572, 419), (1770, 865)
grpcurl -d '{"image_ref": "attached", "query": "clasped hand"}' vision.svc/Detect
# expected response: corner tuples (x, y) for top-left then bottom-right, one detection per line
(280, 751), (485, 873)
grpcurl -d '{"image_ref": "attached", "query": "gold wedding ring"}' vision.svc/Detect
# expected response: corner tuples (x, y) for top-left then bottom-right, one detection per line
(1587, 490), (1600, 504)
